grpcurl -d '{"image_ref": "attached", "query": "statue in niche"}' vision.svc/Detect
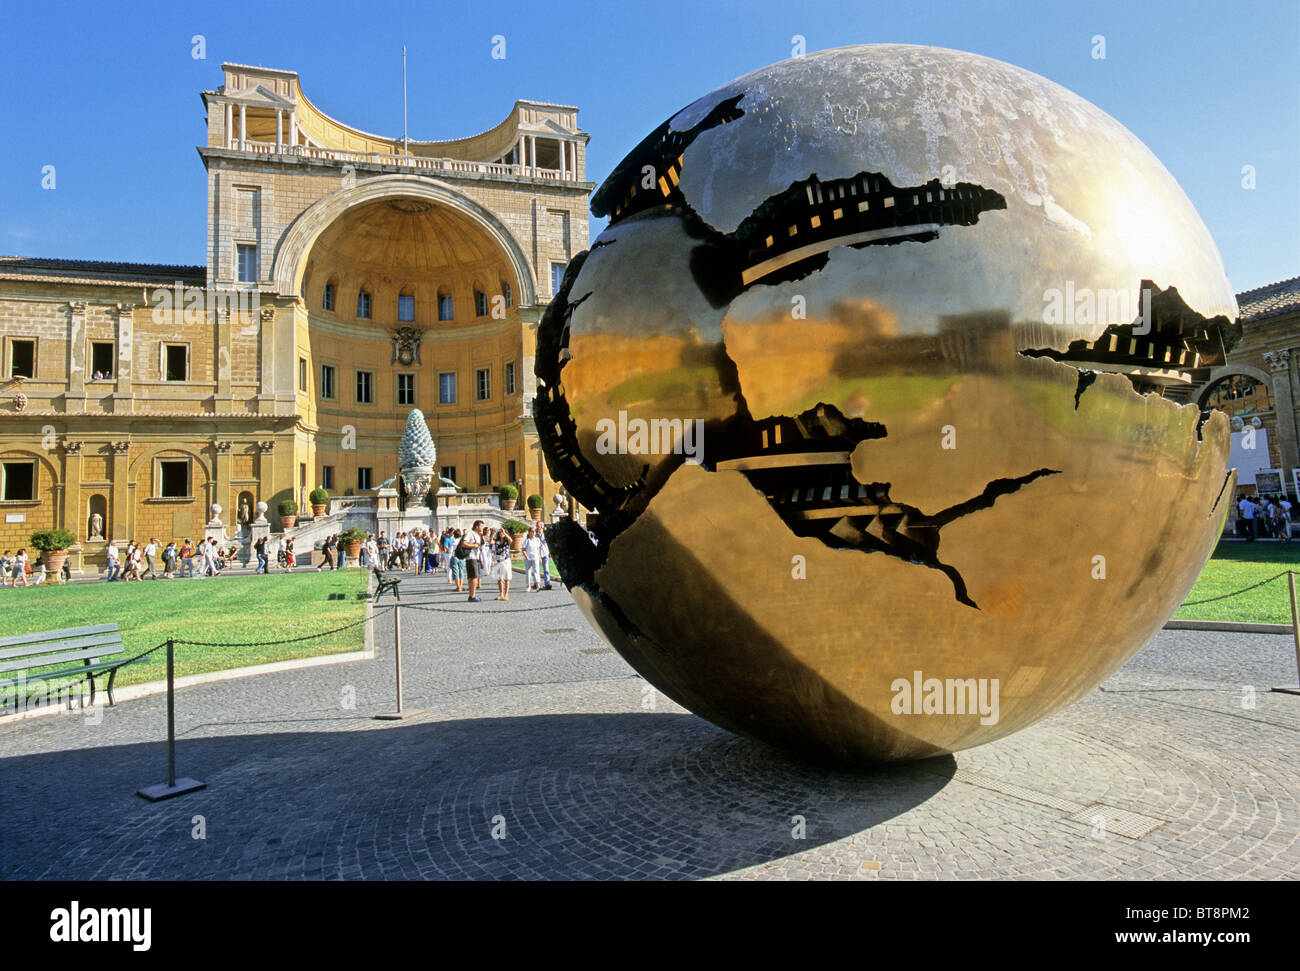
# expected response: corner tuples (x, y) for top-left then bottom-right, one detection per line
(89, 512), (104, 540)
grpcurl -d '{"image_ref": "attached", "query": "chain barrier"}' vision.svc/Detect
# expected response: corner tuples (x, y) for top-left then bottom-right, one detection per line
(1179, 570), (1290, 607)
(173, 605), (393, 648)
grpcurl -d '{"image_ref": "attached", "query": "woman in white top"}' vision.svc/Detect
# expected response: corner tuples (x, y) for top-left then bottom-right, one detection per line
(13, 549), (29, 587)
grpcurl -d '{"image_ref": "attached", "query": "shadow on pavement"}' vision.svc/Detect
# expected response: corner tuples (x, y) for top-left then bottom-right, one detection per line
(1, 712), (954, 880)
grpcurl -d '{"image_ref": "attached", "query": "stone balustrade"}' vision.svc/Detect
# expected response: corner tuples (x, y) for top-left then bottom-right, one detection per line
(227, 140), (571, 181)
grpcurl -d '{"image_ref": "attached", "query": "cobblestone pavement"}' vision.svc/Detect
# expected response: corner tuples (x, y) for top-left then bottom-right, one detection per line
(2, 572), (1297, 880)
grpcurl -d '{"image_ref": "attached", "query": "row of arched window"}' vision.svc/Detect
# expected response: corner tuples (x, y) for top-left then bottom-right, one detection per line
(321, 281), (513, 321)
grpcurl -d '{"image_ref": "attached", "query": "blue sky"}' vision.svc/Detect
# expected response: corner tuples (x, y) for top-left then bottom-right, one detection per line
(0, 0), (1295, 291)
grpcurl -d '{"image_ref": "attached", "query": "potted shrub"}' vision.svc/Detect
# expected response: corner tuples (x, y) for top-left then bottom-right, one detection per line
(309, 487), (330, 518)
(278, 499), (298, 530)
(340, 526), (367, 562)
(527, 494), (543, 521)
(498, 483), (519, 511)
(503, 518), (531, 552)
(31, 527), (76, 579)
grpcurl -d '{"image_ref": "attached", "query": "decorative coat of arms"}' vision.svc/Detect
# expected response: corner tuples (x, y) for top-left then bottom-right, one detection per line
(391, 326), (424, 367)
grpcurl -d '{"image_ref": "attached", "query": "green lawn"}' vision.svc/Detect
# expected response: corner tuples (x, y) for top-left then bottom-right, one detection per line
(1, 569), (371, 700)
(1173, 541), (1300, 624)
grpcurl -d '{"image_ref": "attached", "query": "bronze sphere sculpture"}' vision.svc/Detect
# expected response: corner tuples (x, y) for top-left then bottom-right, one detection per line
(535, 44), (1240, 764)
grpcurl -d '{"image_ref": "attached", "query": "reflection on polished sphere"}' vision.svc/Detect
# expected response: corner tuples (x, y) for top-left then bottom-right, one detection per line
(534, 45), (1241, 765)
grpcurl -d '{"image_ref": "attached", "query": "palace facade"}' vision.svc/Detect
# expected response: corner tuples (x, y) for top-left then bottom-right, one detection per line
(1187, 276), (1300, 497)
(0, 63), (592, 567)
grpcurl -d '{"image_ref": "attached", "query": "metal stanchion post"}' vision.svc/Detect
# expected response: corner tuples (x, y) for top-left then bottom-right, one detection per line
(375, 603), (422, 720)
(1272, 572), (1300, 695)
(138, 639), (206, 800)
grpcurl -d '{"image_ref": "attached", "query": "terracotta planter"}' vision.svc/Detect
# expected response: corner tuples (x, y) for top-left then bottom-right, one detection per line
(528, 507), (543, 520)
(280, 515), (297, 530)
(509, 533), (525, 551)
(311, 503), (327, 517)
(501, 499), (517, 511)
(343, 539), (363, 559)
(43, 550), (68, 577)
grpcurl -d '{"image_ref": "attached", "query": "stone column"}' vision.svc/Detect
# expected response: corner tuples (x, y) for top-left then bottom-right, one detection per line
(214, 440), (233, 524)
(113, 302), (135, 413)
(275, 109), (282, 150)
(289, 109), (297, 147)
(1264, 349), (1299, 491)
(61, 440), (82, 539)
(66, 301), (87, 408)
(110, 441), (131, 542)
(258, 440), (277, 515)
(215, 307), (232, 412)
(258, 306), (277, 413)
(224, 102), (232, 148)
(239, 103), (246, 147)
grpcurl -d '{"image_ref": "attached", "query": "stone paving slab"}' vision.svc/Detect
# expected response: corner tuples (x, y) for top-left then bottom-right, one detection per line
(1, 571), (1297, 880)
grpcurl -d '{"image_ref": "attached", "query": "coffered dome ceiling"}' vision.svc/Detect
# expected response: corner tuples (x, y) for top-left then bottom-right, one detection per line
(306, 196), (511, 281)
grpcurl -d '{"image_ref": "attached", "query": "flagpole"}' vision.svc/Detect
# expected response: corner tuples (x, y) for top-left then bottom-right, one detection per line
(402, 46), (408, 156)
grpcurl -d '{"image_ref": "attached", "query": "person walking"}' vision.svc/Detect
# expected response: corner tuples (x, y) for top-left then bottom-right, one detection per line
(337, 535), (348, 571)
(444, 529), (458, 585)
(1240, 495), (1258, 541)
(448, 529), (466, 592)
(12, 549), (29, 588)
(460, 522), (483, 601)
(522, 524), (542, 591)
(0, 550), (12, 588)
(492, 527), (513, 600)
(254, 536), (267, 574)
(163, 540), (178, 579)
(319, 535), (336, 571)
(125, 542), (143, 581)
(537, 528), (554, 590)
(143, 537), (159, 579)
(105, 539), (121, 582)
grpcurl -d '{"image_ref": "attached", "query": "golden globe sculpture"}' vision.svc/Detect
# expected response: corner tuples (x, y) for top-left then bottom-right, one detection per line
(535, 45), (1241, 764)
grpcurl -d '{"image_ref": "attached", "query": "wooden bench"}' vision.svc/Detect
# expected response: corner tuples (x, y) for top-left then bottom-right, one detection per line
(0, 623), (128, 711)
(372, 567), (401, 602)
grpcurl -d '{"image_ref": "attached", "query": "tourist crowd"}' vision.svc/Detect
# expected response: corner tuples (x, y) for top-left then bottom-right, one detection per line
(314, 522), (553, 602)
(1236, 494), (1293, 542)
(3, 521), (556, 593)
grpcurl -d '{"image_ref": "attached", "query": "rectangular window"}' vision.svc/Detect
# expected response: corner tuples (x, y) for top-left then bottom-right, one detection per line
(398, 294), (415, 322)
(397, 373), (415, 406)
(90, 341), (114, 377)
(440, 465), (456, 485)
(551, 262), (566, 294)
(163, 344), (189, 381)
(237, 244), (257, 283)
(356, 370), (374, 404)
(321, 465), (335, 491)
(508, 459), (517, 483)
(9, 339), (35, 379)
(299, 357), (308, 392)
(358, 467), (373, 491)
(474, 289), (488, 317)
(476, 367), (491, 401)
(321, 364), (336, 400)
(356, 290), (372, 319)
(504, 361), (516, 395)
(438, 294), (454, 321)
(158, 460), (190, 498)
(439, 372), (456, 404)
(323, 282), (335, 311)
(1, 461), (35, 501)
(478, 463), (492, 487)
